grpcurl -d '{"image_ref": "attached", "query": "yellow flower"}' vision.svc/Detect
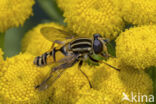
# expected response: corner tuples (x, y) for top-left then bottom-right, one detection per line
(116, 25), (156, 69)
(0, 53), (53, 104)
(0, 48), (4, 68)
(0, 0), (35, 32)
(59, 0), (124, 39)
(121, 0), (156, 25)
(92, 58), (153, 103)
(22, 22), (67, 56)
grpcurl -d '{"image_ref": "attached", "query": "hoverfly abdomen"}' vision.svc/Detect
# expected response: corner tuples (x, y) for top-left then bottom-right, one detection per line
(33, 49), (57, 67)
(34, 53), (48, 66)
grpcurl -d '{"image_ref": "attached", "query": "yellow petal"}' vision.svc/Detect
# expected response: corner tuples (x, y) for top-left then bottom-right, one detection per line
(0, 0), (35, 32)
(116, 25), (156, 69)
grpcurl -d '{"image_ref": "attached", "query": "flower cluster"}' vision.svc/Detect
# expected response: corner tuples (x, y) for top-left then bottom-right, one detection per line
(0, 53), (53, 104)
(0, 0), (155, 104)
(0, 0), (35, 32)
(116, 25), (156, 69)
(57, 0), (124, 39)
(121, 0), (156, 25)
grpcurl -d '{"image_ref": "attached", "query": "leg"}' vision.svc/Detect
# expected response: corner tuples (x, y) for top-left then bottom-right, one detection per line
(78, 61), (92, 88)
(101, 53), (110, 59)
(88, 55), (120, 71)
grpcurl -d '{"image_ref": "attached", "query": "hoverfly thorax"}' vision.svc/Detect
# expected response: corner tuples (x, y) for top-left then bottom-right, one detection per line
(93, 34), (103, 54)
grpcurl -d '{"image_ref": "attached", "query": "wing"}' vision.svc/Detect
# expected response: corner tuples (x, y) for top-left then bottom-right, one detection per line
(40, 26), (77, 42)
(36, 54), (78, 91)
(36, 68), (67, 91)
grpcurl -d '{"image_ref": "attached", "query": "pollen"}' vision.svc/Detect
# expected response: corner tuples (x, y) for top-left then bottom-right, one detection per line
(61, 0), (124, 39)
(121, 0), (156, 25)
(0, 53), (54, 104)
(116, 25), (156, 69)
(22, 23), (64, 56)
(0, 0), (35, 32)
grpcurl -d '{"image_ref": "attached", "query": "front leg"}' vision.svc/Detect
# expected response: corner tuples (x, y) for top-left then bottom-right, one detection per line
(88, 55), (120, 71)
(78, 60), (92, 88)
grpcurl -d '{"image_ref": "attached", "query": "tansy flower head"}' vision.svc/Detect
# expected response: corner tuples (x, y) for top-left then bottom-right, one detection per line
(91, 58), (153, 103)
(22, 22), (67, 56)
(61, 0), (124, 39)
(0, 53), (54, 104)
(121, 0), (156, 25)
(0, 0), (35, 32)
(116, 25), (156, 69)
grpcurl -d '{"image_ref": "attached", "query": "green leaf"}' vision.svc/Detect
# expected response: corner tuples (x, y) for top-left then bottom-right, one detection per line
(38, 0), (64, 25)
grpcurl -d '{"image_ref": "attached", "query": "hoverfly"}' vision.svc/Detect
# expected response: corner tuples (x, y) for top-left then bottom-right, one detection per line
(34, 26), (120, 91)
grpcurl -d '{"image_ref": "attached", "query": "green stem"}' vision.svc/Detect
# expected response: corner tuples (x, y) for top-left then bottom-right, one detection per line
(0, 32), (5, 50)
(38, 0), (64, 25)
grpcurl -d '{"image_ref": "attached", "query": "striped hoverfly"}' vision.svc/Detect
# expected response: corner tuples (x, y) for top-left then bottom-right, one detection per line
(34, 25), (120, 91)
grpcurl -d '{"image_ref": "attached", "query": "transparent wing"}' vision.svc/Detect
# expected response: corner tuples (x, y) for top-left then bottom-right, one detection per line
(40, 26), (77, 42)
(36, 54), (78, 91)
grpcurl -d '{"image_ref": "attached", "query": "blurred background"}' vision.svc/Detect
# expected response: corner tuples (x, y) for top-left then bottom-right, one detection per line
(0, 0), (155, 103)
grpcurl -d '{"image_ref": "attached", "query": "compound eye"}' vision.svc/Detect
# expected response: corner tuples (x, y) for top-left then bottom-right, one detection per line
(93, 33), (102, 39)
(93, 39), (103, 54)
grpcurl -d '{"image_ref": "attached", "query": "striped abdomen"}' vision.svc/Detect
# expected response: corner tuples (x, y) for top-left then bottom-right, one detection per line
(70, 38), (93, 54)
(34, 49), (56, 66)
